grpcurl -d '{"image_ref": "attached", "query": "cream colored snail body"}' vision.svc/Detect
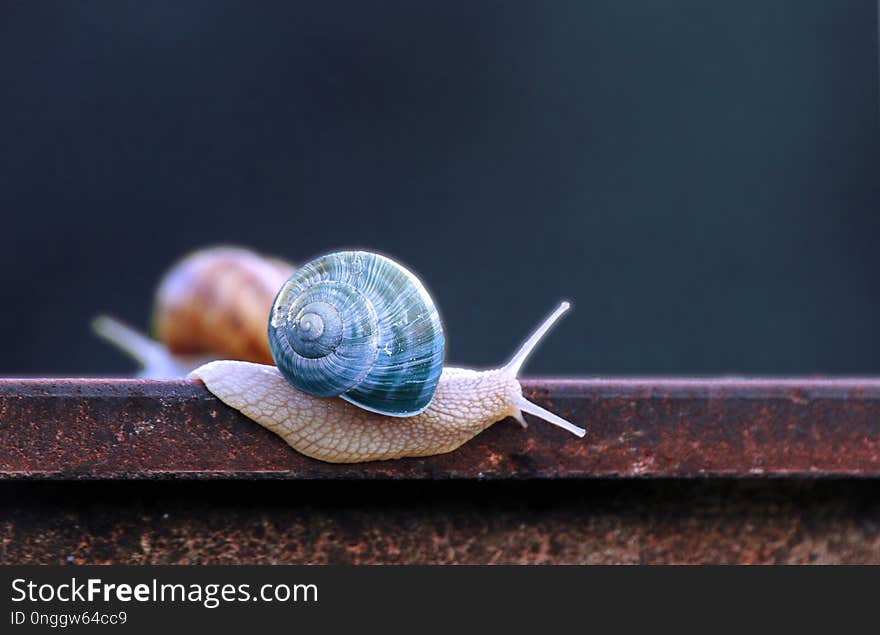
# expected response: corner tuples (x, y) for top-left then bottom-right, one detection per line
(192, 250), (585, 463)
(192, 301), (584, 463)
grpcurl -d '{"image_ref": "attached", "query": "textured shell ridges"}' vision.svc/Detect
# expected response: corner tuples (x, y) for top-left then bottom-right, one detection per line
(267, 251), (445, 417)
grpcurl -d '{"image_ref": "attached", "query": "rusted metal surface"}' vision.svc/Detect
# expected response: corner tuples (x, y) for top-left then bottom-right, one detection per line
(0, 377), (879, 478)
(1, 480), (878, 564)
(2, 378), (879, 563)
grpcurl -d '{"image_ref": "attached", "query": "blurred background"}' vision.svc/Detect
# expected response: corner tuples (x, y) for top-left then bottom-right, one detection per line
(0, 0), (877, 376)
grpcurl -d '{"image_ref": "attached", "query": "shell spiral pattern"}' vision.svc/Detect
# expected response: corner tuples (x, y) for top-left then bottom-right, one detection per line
(267, 251), (445, 417)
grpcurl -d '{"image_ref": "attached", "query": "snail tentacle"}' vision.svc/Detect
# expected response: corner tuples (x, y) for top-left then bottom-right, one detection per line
(500, 302), (586, 438)
(514, 396), (585, 438)
(93, 315), (211, 378)
(502, 301), (571, 377)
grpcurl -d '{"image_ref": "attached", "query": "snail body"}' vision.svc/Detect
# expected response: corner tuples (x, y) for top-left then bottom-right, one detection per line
(194, 363), (523, 463)
(193, 300), (584, 463)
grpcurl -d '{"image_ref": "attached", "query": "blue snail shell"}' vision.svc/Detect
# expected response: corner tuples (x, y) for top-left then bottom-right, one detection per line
(267, 251), (445, 417)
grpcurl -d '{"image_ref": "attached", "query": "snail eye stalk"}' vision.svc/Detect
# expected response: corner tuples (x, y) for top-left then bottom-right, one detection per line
(503, 302), (586, 438)
(92, 315), (210, 379)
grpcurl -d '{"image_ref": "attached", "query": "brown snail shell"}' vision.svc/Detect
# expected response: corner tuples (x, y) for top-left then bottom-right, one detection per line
(153, 246), (295, 364)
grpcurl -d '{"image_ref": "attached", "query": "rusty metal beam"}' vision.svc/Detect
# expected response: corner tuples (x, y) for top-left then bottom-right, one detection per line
(1, 377), (879, 478)
(3, 480), (879, 564)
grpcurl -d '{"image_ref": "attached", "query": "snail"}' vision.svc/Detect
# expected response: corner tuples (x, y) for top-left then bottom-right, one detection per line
(94, 246), (295, 377)
(96, 248), (585, 463)
(190, 250), (586, 463)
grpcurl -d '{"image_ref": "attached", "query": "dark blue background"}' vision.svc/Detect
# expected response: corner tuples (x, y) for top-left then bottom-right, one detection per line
(1, 1), (877, 376)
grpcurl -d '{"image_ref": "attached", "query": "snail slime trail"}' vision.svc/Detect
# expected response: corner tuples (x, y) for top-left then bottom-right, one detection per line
(192, 250), (585, 463)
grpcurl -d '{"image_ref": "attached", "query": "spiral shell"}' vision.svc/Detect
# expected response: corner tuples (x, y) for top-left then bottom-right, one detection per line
(267, 251), (445, 417)
(154, 246), (295, 364)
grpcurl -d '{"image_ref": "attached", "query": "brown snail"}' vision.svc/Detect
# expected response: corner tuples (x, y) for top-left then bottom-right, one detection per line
(97, 248), (586, 464)
(152, 246), (294, 364)
(94, 246), (294, 377)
